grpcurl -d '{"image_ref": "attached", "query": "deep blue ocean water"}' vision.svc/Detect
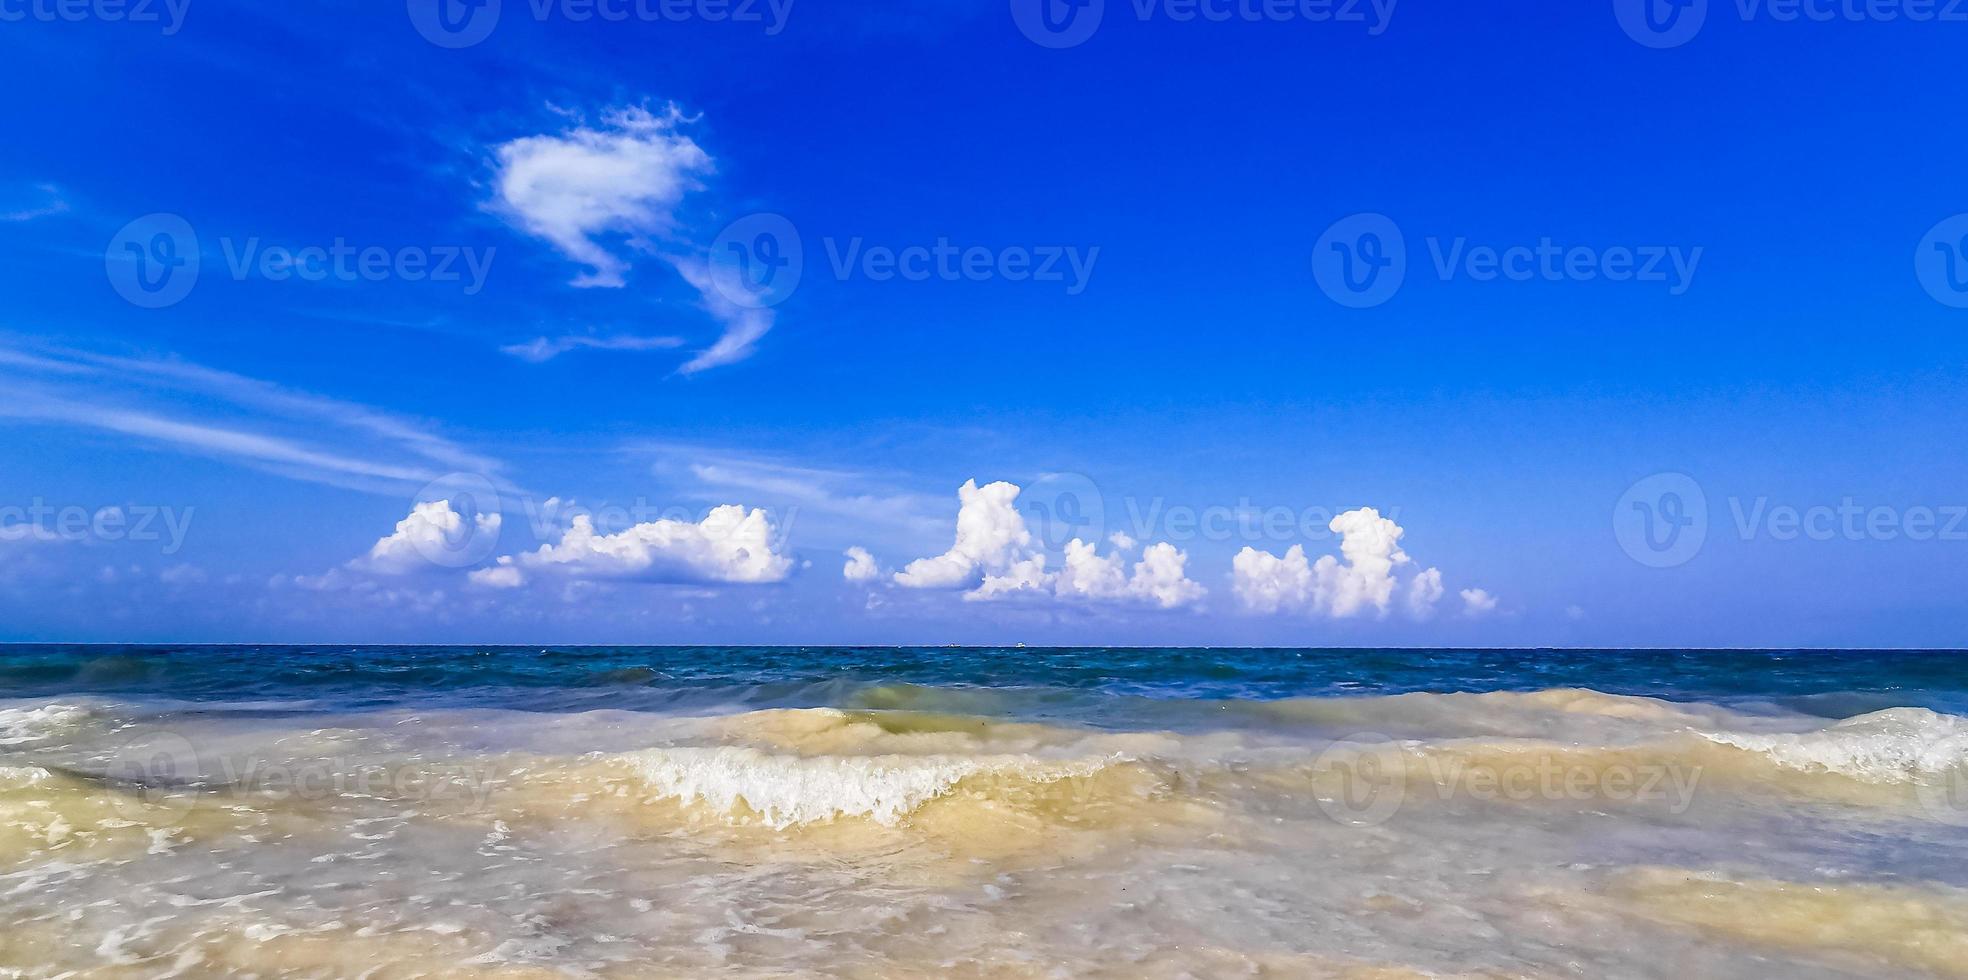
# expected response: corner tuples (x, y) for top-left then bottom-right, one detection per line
(4, 645), (1964, 720)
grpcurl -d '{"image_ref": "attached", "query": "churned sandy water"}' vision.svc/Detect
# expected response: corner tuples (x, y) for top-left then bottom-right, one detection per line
(3, 647), (1968, 977)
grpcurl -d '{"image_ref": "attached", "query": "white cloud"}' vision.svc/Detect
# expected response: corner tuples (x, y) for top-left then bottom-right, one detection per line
(503, 505), (792, 585)
(0, 345), (506, 496)
(468, 561), (525, 589)
(1406, 566), (1444, 620)
(501, 333), (684, 363)
(358, 500), (502, 575)
(491, 105), (712, 288)
(490, 105), (776, 373)
(1233, 507), (1416, 619)
(895, 480), (1204, 608)
(2, 183), (66, 223)
(894, 480), (1034, 589)
(842, 546), (881, 583)
(968, 554), (1052, 602)
(1124, 542), (1208, 609)
(669, 257), (776, 375)
(1461, 588), (1499, 616)
(159, 564), (207, 586)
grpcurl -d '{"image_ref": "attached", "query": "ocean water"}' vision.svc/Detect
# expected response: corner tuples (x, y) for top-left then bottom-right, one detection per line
(4, 645), (1968, 979)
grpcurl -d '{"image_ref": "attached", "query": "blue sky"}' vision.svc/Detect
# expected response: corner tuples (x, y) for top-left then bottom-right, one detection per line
(1, 0), (1965, 646)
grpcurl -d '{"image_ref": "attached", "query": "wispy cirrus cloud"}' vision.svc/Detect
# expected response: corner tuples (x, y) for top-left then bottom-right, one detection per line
(500, 332), (684, 363)
(1, 183), (68, 223)
(487, 104), (777, 373)
(0, 343), (507, 495)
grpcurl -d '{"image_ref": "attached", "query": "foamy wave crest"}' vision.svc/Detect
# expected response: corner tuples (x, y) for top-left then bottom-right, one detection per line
(0, 703), (94, 746)
(1699, 707), (1968, 782)
(619, 746), (1122, 828)
(0, 765), (53, 789)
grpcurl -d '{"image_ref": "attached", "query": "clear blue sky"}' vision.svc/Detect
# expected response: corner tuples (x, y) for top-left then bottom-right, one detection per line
(1, 0), (1964, 646)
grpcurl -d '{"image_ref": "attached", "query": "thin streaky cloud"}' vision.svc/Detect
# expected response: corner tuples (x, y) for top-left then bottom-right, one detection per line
(501, 333), (685, 363)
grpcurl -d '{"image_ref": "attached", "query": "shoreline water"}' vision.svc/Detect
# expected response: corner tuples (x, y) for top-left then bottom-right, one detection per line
(4, 646), (1966, 977)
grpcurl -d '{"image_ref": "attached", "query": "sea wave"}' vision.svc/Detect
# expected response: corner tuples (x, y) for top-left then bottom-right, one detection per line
(617, 745), (1124, 829)
(0, 702), (96, 746)
(1697, 706), (1968, 782)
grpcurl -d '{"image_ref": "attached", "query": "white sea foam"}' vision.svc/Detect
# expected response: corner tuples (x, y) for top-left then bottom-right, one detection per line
(618, 746), (1120, 828)
(0, 765), (53, 788)
(1699, 707), (1968, 782)
(0, 703), (93, 746)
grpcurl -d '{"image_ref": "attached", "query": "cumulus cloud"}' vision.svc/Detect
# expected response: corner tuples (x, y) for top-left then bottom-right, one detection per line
(891, 480), (1204, 608)
(842, 546), (881, 583)
(1234, 507), (1478, 621)
(357, 500), (501, 576)
(1461, 588), (1499, 616)
(499, 506), (792, 586)
(894, 480), (1034, 589)
(490, 105), (776, 372)
(1405, 566), (1444, 620)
